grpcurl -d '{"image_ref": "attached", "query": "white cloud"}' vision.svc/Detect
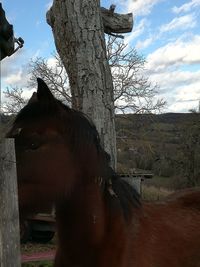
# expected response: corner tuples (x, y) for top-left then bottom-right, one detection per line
(22, 88), (35, 100)
(160, 14), (196, 33)
(176, 82), (200, 102)
(135, 36), (154, 50)
(1, 49), (26, 78)
(36, 20), (41, 27)
(141, 33), (200, 112)
(168, 100), (199, 113)
(45, 0), (53, 11)
(47, 57), (57, 68)
(172, 0), (200, 14)
(134, 14), (197, 51)
(1, 48), (32, 98)
(146, 35), (200, 72)
(149, 70), (200, 90)
(3, 68), (31, 88)
(127, 0), (163, 16)
(144, 67), (200, 113)
(31, 41), (51, 60)
(4, 71), (22, 85)
(125, 18), (149, 44)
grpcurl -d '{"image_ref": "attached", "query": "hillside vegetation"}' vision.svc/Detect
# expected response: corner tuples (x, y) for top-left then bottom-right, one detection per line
(116, 113), (200, 189)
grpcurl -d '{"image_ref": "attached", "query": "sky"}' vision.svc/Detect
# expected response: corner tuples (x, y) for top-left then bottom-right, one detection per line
(1, 0), (200, 113)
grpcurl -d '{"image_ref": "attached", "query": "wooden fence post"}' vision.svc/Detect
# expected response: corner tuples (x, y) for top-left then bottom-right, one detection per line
(0, 138), (21, 267)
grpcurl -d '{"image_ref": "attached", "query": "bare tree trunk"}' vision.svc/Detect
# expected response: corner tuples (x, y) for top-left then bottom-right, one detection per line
(47, 0), (117, 168)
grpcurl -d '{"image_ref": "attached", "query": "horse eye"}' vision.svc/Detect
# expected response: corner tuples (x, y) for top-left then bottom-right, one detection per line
(30, 142), (40, 150)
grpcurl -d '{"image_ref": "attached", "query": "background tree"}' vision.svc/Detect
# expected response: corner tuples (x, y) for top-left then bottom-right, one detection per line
(107, 36), (165, 113)
(189, 100), (200, 114)
(180, 110), (200, 186)
(3, 87), (26, 114)
(28, 53), (71, 105)
(3, 38), (165, 114)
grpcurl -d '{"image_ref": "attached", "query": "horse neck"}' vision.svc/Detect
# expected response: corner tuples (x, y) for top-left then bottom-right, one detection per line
(55, 178), (131, 266)
(55, 181), (105, 259)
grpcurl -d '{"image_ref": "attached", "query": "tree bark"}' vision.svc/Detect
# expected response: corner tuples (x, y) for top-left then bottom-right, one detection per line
(46, 0), (117, 168)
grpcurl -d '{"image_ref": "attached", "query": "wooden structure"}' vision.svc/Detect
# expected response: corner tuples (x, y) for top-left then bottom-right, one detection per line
(0, 139), (21, 267)
(0, 5), (23, 266)
(101, 5), (133, 36)
(0, 3), (24, 61)
(120, 173), (153, 194)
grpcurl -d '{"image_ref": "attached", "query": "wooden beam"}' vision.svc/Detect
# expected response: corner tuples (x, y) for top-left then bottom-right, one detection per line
(0, 139), (21, 267)
(101, 6), (133, 34)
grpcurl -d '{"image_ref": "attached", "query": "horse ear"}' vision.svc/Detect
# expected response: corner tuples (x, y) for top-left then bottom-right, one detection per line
(37, 78), (55, 102)
(28, 92), (38, 104)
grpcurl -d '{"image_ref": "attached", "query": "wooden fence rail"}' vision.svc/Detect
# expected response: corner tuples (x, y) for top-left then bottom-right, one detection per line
(0, 138), (21, 267)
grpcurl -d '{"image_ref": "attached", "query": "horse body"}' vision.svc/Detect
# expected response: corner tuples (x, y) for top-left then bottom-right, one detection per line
(7, 78), (200, 267)
(132, 193), (200, 267)
(54, 189), (200, 267)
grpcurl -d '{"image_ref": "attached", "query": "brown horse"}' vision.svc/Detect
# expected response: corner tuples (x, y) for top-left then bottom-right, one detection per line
(7, 78), (200, 267)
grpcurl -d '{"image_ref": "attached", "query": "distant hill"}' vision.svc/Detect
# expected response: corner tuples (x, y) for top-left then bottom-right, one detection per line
(116, 113), (200, 188)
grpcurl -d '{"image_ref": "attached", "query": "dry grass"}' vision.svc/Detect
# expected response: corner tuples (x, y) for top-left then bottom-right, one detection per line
(21, 242), (55, 267)
(21, 242), (56, 255)
(141, 185), (173, 201)
(22, 261), (53, 267)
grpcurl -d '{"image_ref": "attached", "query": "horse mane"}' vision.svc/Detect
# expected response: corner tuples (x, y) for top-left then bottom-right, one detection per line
(14, 98), (141, 220)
